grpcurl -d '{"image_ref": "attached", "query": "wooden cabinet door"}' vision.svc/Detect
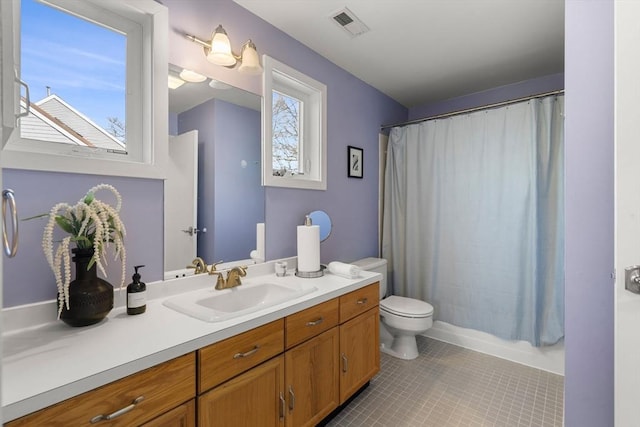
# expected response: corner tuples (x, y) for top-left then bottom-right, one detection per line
(142, 399), (195, 427)
(339, 306), (380, 403)
(284, 327), (339, 427)
(199, 356), (285, 427)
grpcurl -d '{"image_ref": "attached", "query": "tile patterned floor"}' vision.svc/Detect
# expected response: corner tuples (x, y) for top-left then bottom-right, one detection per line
(327, 336), (564, 427)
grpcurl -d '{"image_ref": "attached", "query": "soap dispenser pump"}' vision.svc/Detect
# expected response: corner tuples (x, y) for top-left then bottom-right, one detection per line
(127, 265), (146, 315)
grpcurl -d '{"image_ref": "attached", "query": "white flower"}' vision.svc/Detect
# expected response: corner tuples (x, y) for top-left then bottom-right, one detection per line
(42, 184), (126, 318)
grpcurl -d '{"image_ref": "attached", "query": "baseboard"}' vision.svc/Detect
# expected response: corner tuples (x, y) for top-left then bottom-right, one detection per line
(422, 321), (564, 375)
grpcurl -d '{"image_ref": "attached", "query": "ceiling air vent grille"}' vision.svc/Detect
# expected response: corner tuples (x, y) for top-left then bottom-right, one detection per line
(331, 7), (369, 37)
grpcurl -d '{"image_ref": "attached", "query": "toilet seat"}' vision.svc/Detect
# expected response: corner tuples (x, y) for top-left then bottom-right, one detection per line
(380, 296), (433, 318)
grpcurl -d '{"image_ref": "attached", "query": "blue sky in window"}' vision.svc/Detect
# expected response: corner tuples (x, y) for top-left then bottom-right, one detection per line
(21, 0), (125, 131)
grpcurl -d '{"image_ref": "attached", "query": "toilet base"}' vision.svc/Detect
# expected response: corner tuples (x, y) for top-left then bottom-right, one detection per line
(380, 335), (420, 360)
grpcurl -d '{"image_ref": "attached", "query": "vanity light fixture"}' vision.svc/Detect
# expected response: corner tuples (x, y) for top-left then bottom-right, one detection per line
(185, 25), (263, 75)
(179, 69), (206, 83)
(168, 74), (185, 90)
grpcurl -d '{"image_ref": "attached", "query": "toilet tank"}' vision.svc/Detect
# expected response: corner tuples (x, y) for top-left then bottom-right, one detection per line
(352, 257), (387, 299)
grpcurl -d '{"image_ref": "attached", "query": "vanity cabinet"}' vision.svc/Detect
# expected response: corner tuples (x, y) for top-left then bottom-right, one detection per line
(4, 353), (196, 427)
(141, 400), (196, 427)
(198, 356), (285, 426)
(338, 284), (380, 403)
(4, 283), (379, 427)
(284, 300), (340, 427)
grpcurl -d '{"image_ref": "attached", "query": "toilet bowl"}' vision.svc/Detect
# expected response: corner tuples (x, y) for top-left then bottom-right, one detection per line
(352, 257), (434, 360)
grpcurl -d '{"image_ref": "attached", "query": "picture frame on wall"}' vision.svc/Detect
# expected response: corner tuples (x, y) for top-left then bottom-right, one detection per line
(348, 146), (363, 178)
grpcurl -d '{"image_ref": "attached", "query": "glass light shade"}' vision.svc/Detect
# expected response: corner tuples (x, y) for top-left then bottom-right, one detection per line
(238, 40), (263, 75)
(207, 25), (237, 66)
(168, 74), (185, 89)
(179, 69), (206, 83)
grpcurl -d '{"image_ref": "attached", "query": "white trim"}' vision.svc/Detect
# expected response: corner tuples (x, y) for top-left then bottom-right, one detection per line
(0, 0), (168, 179)
(423, 320), (565, 375)
(262, 55), (327, 190)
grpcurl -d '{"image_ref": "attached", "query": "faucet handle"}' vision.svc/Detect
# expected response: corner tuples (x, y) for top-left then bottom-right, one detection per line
(208, 260), (225, 275)
(214, 272), (226, 290)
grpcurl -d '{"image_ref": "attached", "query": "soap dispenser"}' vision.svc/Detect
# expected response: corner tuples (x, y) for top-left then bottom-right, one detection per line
(127, 265), (146, 315)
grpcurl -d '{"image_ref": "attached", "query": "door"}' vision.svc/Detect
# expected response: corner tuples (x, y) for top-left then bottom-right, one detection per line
(284, 328), (339, 427)
(616, 2), (640, 425)
(198, 356), (285, 427)
(339, 307), (380, 403)
(165, 130), (198, 273)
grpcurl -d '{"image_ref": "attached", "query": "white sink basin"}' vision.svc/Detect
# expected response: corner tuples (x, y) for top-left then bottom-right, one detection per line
(163, 281), (317, 322)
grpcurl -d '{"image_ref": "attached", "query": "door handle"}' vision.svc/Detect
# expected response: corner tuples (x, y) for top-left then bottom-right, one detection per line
(181, 226), (206, 236)
(625, 266), (640, 294)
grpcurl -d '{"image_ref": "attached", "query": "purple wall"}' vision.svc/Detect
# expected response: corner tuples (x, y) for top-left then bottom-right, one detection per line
(564, 1), (614, 426)
(179, 98), (263, 263)
(213, 100), (263, 262)
(2, 0), (406, 307)
(2, 169), (163, 306)
(164, 0), (408, 264)
(407, 73), (564, 121)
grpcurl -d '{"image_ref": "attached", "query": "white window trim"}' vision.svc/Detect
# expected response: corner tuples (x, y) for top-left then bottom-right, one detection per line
(262, 55), (326, 190)
(0, 0), (168, 179)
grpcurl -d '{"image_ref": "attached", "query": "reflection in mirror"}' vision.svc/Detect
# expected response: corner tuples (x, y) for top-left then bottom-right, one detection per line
(309, 210), (332, 242)
(166, 64), (264, 275)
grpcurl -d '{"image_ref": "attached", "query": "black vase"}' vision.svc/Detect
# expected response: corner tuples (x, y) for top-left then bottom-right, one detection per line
(59, 247), (114, 327)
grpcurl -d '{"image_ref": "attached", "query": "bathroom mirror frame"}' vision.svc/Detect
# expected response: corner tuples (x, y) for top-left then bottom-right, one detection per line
(262, 55), (327, 190)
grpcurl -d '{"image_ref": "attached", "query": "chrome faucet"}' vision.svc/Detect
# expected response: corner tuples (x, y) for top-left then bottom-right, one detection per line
(214, 266), (247, 290)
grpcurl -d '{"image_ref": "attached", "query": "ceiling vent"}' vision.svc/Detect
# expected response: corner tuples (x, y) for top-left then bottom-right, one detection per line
(331, 7), (370, 38)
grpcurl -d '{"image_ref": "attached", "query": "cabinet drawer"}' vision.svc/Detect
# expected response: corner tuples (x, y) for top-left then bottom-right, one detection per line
(285, 298), (339, 349)
(142, 399), (195, 427)
(339, 283), (379, 323)
(6, 353), (196, 427)
(199, 319), (284, 393)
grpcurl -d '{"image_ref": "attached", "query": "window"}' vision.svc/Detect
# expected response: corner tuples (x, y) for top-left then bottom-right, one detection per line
(0, 0), (168, 179)
(262, 55), (326, 190)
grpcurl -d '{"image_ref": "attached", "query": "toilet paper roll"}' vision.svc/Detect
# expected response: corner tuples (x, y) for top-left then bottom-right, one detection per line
(256, 223), (265, 261)
(297, 225), (320, 272)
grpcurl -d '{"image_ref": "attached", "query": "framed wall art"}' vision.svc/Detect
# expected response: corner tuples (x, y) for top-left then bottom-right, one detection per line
(348, 146), (363, 178)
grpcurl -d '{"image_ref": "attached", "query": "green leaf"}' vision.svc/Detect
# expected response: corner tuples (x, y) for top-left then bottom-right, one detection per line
(54, 216), (74, 234)
(84, 191), (95, 205)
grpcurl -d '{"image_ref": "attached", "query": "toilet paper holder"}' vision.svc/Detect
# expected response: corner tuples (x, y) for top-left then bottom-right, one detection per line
(295, 264), (326, 279)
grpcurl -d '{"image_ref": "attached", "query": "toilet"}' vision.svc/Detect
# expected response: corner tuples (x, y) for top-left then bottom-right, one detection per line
(352, 257), (434, 360)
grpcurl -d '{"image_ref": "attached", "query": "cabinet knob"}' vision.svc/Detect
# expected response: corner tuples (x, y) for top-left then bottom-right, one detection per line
(342, 354), (348, 373)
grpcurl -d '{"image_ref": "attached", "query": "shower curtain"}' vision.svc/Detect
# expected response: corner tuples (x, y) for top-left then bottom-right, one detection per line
(382, 95), (564, 346)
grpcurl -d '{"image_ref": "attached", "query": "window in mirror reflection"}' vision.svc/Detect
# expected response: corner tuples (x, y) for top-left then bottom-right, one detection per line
(17, 0), (129, 155)
(272, 90), (301, 176)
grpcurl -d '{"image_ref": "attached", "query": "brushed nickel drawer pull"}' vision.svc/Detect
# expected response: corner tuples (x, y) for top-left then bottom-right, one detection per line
(342, 354), (348, 373)
(233, 345), (260, 359)
(90, 396), (144, 423)
(279, 392), (286, 421)
(306, 317), (324, 327)
(289, 385), (296, 410)
(356, 297), (368, 305)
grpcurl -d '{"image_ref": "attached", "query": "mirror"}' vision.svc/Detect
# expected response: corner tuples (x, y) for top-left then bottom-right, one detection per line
(308, 210), (332, 242)
(166, 64), (264, 275)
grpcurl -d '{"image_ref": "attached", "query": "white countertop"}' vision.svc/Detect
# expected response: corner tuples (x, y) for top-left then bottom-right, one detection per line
(1, 259), (380, 422)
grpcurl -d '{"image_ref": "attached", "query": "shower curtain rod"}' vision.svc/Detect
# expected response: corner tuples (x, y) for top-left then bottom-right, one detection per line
(380, 89), (565, 130)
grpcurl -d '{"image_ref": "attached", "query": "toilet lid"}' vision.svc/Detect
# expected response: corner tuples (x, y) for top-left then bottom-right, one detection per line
(380, 296), (434, 318)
